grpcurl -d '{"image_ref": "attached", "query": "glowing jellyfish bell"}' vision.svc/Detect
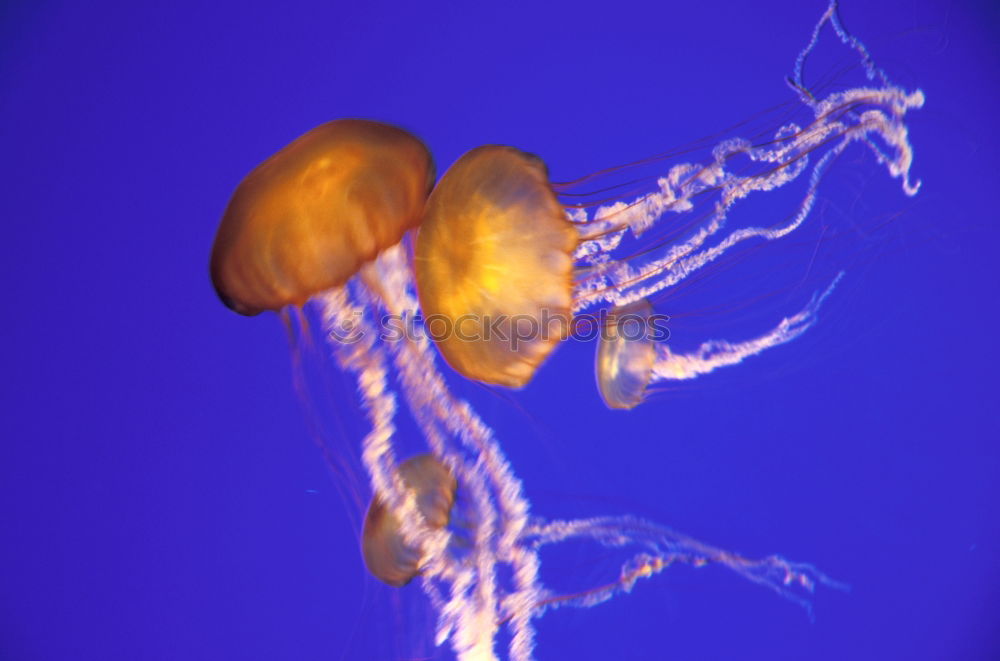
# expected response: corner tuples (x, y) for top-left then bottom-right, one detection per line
(213, 4), (925, 660)
(415, 146), (577, 387)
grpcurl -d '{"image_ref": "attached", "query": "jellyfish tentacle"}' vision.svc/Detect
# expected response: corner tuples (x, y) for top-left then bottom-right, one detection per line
(650, 272), (843, 383)
(319, 246), (851, 660)
(792, 0), (891, 106)
(368, 245), (544, 661)
(323, 289), (460, 580)
(525, 516), (846, 618)
(321, 245), (542, 660)
(322, 245), (850, 660)
(572, 84), (923, 312)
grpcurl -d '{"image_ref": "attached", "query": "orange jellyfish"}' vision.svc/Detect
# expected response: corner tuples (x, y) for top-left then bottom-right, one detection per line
(208, 117), (447, 583)
(362, 453), (457, 587)
(415, 146), (577, 388)
(414, 76), (922, 389)
(210, 118), (433, 315)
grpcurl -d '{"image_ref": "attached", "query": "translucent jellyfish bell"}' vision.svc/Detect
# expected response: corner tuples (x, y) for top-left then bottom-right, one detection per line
(362, 454), (457, 587)
(210, 118), (434, 315)
(595, 300), (657, 410)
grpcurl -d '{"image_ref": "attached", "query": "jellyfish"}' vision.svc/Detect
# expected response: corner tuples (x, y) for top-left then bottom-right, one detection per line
(208, 116), (454, 585)
(416, 146), (577, 388)
(414, 20), (922, 390)
(596, 274), (843, 410)
(211, 4), (924, 660)
(210, 118), (434, 316)
(362, 453), (458, 587)
(594, 299), (659, 410)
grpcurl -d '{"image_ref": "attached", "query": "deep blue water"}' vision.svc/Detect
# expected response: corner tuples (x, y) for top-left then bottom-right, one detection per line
(2, 1), (998, 659)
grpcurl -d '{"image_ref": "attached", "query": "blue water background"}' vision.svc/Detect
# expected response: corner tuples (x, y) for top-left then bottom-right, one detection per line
(1, 1), (997, 659)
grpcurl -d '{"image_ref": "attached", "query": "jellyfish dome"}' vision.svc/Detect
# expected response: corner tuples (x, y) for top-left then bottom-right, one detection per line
(362, 453), (457, 587)
(210, 118), (434, 315)
(415, 145), (578, 388)
(594, 300), (658, 410)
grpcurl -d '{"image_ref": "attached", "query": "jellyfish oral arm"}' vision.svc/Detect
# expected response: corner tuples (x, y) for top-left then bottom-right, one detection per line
(573, 84), (922, 313)
(651, 272), (844, 383)
(526, 516), (847, 618)
(571, 1), (924, 313)
(321, 247), (545, 660)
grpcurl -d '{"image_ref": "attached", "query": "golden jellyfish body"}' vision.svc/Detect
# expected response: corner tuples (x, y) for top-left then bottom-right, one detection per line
(210, 119), (434, 315)
(595, 300), (657, 410)
(361, 454), (457, 587)
(415, 146), (578, 388)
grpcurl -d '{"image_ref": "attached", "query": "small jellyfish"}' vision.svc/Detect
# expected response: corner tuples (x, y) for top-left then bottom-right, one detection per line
(595, 275), (845, 410)
(210, 118), (434, 315)
(362, 454), (457, 587)
(594, 300), (657, 410)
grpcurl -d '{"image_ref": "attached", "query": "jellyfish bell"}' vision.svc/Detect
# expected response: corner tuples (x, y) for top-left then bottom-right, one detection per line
(415, 145), (578, 388)
(210, 118), (434, 316)
(361, 454), (457, 587)
(595, 300), (657, 410)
